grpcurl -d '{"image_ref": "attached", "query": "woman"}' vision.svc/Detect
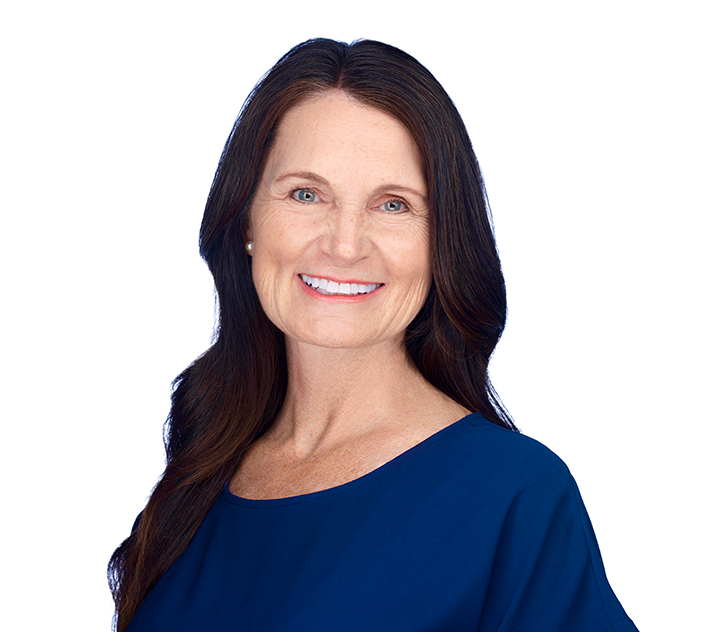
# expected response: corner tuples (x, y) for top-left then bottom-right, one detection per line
(109, 39), (638, 631)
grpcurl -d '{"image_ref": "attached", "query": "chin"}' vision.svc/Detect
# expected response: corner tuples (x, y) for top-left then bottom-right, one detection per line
(285, 322), (395, 351)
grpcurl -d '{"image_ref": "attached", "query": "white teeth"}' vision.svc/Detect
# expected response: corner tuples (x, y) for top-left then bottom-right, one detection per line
(300, 274), (380, 296)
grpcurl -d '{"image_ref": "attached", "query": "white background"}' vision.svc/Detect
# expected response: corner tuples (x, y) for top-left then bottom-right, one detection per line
(2, 1), (716, 630)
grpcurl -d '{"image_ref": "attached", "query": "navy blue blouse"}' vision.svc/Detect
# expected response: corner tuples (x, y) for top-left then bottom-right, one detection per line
(128, 413), (638, 631)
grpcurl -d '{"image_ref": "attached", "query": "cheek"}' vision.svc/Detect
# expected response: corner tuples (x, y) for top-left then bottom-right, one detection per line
(250, 224), (306, 321)
(252, 214), (295, 279)
(253, 204), (315, 262)
(250, 251), (296, 335)
(250, 251), (274, 300)
(392, 223), (432, 284)
(407, 233), (433, 309)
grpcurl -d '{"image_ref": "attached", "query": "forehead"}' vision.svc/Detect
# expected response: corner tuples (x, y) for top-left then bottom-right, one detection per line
(262, 90), (425, 187)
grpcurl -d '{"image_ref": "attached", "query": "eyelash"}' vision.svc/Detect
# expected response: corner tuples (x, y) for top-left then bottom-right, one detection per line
(290, 188), (410, 213)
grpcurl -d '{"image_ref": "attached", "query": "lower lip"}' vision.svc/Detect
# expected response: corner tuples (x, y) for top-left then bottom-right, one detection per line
(297, 275), (384, 303)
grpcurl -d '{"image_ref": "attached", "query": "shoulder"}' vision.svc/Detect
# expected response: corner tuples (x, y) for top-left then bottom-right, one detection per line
(441, 413), (573, 486)
(447, 417), (639, 631)
(414, 413), (582, 519)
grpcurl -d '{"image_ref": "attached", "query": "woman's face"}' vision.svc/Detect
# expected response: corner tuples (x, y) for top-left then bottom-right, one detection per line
(248, 90), (431, 351)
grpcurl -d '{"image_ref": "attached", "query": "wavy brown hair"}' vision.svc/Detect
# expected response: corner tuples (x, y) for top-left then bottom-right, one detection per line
(108, 38), (516, 630)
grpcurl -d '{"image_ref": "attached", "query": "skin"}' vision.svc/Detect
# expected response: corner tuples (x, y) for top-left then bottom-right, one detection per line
(230, 91), (469, 500)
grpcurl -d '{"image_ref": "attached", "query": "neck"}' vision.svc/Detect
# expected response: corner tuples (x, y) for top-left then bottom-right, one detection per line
(268, 337), (445, 457)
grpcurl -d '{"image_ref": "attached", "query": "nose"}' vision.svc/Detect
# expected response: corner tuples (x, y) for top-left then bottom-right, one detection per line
(320, 204), (371, 265)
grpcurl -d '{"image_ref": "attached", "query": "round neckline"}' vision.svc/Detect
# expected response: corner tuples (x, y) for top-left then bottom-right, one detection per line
(222, 412), (485, 507)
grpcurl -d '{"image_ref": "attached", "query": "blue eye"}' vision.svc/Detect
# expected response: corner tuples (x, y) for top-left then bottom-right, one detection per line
(293, 189), (317, 203)
(382, 199), (406, 213)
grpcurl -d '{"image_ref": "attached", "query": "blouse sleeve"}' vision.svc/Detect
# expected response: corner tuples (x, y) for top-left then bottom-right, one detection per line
(476, 452), (639, 632)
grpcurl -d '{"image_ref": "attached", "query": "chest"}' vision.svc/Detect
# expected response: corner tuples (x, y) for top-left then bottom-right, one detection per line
(230, 431), (431, 500)
(129, 476), (502, 632)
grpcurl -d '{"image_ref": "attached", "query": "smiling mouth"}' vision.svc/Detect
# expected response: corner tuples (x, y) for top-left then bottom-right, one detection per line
(300, 274), (382, 296)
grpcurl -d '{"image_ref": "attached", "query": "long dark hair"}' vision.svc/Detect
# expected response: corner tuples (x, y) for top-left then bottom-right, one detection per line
(108, 38), (516, 631)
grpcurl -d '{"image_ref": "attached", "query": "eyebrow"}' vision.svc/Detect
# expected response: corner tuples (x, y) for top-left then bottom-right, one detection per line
(274, 171), (427, 201)
(275, 171), (331, 186)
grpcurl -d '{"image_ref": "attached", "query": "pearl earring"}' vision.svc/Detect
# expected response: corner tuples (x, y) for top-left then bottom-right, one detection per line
(245, 241), (254, 253)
